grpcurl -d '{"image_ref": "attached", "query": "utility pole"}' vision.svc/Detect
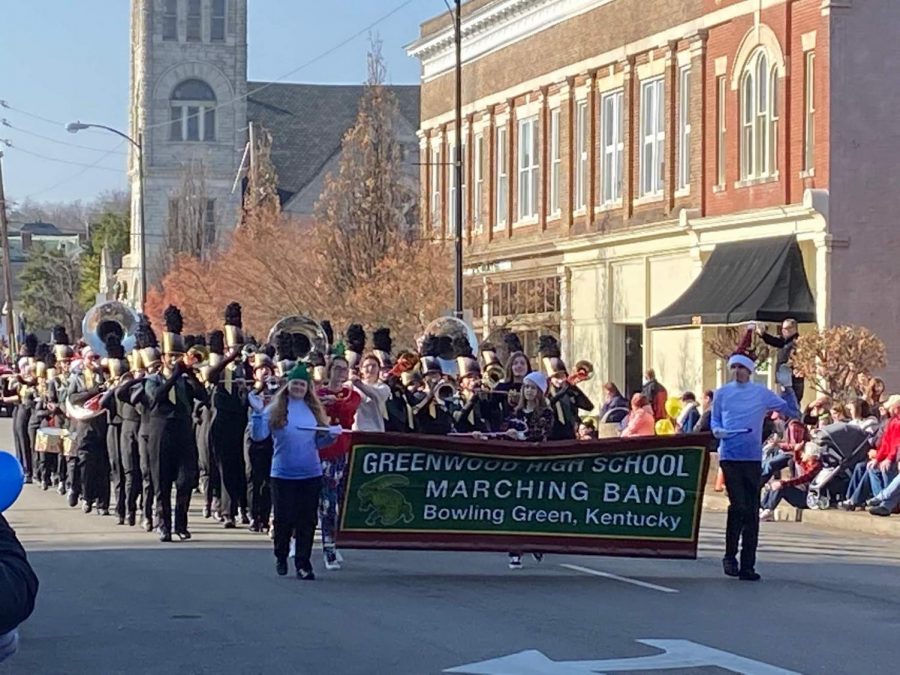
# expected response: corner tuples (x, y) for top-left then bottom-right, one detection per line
(0, 153), (17, 354)
(453, 0), (464, 319)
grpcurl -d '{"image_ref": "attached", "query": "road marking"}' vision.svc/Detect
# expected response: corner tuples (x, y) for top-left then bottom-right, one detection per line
(559, 564), (679, 594)
(446, 639), (801, 674)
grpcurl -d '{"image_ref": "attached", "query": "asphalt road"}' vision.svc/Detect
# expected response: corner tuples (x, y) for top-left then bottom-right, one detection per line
(1, 418), (897, 674)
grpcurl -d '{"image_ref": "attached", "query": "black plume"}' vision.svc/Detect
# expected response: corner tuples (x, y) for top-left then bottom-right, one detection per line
(207, 330), (225, 355)
(307, 351), (326, 367)
(275, 332), (294, 361)
(23, 333), (38, 358)
(51, 325), (70, 346)
(224, 302), (242, 328)
(292, 333), (310, 359)
(321, 320), (334, 346)
(35, 342), (51, 364)
(503, 332), (523, 354)
(163, 305), (183, 334)
(346, 323), (366, 353)
(184, 335), (198, 350)
(373, 327), (392, 353)
(46, 352), (56, 369)
(134, 316), (158, 349)
(451, 333), (473, 358)
(194, 334), (206, 347)
(480, 341), (496, 354)
(538, 335), (560, 358)
(420, 334), (440, 357)
(105, 333), (125, 360)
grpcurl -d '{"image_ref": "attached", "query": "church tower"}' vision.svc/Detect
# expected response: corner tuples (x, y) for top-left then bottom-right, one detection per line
(126, 0), (247, 304)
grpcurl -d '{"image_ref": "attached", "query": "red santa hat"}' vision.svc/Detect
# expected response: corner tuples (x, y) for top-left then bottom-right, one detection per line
(727, 325), (757, 372)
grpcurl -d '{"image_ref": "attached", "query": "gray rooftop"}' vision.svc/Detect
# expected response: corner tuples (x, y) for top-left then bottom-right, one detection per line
(246, 82), (421, 202)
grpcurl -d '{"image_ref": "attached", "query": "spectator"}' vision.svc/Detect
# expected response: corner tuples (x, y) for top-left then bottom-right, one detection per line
(865, 378), (887, 419)
(830, 403), (849, 424)
(621, 394), (655, 438)
(759, 442), (823, 521)
(599, 382), (629, 424)
(0, 515), (39, 665)
(848, 399), (880, 434)
(677, 392), (701, 433)
(694, 390), (714, 433)
(641, 369), (668, 421)
(839, 399), (882, 510)
(760, 415), (808, 486)
(864, 394), (900, 499)
(758, 318), (804, 400)
(577, 418), (598, 441)
(803, 395), (832, 429)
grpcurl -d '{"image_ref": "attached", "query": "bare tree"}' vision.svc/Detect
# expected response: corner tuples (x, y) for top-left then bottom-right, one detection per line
(167, 160), (212, 262)
(241, 124), (281, 228)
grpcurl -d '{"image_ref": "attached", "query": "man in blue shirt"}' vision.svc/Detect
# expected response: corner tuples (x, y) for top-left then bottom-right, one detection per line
(711, 339), (799, 581)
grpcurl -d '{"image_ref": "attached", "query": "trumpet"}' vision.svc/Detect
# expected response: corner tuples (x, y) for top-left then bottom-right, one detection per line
(483, 363), (505, 389)
(433, 378), (458, 401)
(567, 360), (594, 386)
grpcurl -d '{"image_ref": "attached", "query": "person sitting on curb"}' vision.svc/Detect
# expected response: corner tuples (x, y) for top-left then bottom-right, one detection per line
(759, 442), (823, 521)
(0, 514), (39, 664)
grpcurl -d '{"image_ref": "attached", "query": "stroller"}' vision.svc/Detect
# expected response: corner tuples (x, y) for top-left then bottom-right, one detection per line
(806, 422), (875, 510)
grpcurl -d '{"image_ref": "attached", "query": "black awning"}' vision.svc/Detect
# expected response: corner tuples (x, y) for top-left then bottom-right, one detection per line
(646, 236), (817, 329)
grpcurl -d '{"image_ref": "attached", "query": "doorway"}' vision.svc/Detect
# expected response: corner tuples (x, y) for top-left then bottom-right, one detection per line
(623, 324), (643, 397)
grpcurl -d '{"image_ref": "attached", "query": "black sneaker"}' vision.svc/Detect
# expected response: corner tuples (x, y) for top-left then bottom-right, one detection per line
(67, 490), (78, 508)
(739, 569), (761, 581)
(722, 557), (740, 577)
(297, 568), (316, 581)
(202, 506), (211, 519)
(869, 505), (892, 516)
(240, 511), (250, 525)
(508, 555), (522, 570)
(175, 530), (192, 541)
(223, 518), (236, 529)
(532, 553), (544, 563)
(275, 559), (288, 576)
(159, 529), (172, 543)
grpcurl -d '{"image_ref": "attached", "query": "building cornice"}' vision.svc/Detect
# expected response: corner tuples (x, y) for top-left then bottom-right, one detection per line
(406, 0), (615, 82)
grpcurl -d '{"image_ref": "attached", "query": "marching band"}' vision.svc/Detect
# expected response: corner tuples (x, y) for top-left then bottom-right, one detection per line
(3, 300), (595, 558)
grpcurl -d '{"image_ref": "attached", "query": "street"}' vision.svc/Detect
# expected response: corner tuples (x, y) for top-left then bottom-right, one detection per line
(1, 416), (897, 675)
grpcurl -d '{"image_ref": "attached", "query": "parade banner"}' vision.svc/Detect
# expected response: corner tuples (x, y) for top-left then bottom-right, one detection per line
(337, 432), (712, 559)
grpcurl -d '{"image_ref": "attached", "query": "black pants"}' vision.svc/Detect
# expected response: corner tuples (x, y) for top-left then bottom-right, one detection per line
(148, 417), (195, 534)
(138, 432), (154, 523)
(108, 422), (126, 519)
(245, 439), (273, 527)
(272, 477), (322, 571)
(120, 420), (142, 517)
(213, 418), (247, 520)
(720, 460), (763, 572)
(13, 405), (33, 479)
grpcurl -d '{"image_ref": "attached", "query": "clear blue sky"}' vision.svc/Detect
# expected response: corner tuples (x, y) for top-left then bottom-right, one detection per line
(0, 0), (440, 206)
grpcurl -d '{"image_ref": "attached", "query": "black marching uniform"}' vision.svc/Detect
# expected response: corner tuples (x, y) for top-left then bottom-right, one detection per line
(67, 366), (110, 513)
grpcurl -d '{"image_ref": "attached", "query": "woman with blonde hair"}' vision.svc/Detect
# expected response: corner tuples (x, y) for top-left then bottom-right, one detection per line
(249, 363), (340, 579)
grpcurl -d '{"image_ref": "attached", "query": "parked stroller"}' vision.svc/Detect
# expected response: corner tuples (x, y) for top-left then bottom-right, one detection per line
(806, 422), (875, 510)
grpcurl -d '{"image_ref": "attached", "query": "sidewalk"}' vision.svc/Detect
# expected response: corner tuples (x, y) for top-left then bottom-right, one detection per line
(702, 453), (900, 539)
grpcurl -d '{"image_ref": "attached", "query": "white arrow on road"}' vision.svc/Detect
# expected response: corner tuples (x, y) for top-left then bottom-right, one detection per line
(445, 639), (801, 675)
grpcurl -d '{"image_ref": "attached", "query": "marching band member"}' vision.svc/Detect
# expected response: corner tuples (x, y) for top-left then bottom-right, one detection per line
(540, 336), (594, 441)
(383, 352), (418, 433)
(130, 318), (161, 532)
(490, 334), (531, 421)
(66, 345), (109, 514)
(29, 344), (55, 490)
(371, 327), (394, 373)
(452, 355), (492, 434)
(317, 353), (361, 571)
(351, 353), (390, 433)
(344, 323), (366, 375)
(99, 334), (129, 524)
(109, 339), (143, 527)
(11, 334), (38, 484)
(249, 363), (340, 579)
(139, 305), (206, 542)
(184, 337), (214, 519)
(49, 327), (74, 494)
(208, 304), (250, 529)
(245, 352), (278, 533)
(409, 354), (454, 435)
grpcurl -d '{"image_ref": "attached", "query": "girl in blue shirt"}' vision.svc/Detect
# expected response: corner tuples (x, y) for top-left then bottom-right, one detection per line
(250, 364), (340, 579)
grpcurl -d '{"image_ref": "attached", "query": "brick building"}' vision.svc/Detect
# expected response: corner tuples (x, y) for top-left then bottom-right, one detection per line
(408, 0), (900, 401)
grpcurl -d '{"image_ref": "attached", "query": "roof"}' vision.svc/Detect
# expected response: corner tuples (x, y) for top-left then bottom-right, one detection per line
(646, 236), (818, 329)
(246, 82), (421, 202)
(19, 221), (63, 236)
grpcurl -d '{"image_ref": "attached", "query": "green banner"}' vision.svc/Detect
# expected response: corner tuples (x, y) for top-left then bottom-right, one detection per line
(337, 433), (711, 559)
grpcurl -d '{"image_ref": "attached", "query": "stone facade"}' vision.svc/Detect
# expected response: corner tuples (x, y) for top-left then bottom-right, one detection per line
(410, 0), (900, 402)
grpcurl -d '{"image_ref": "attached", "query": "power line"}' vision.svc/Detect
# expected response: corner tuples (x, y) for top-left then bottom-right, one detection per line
(0, 140), (126, 174)
(1, 120), (128, 155)
(22, 140), (128, 200)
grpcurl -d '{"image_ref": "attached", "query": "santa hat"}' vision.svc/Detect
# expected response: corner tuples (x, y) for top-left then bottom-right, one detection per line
(727, 326), (757, 372)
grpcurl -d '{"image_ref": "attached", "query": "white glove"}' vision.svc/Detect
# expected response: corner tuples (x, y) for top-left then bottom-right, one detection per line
(247, 391), (265, 413)
(328, 425), (344, 436)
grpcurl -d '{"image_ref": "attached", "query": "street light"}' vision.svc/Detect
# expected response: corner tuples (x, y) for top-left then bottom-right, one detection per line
(66, 121), (147, 312)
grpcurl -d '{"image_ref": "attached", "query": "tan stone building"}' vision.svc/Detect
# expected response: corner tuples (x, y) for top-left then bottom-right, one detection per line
(408, 0), (900, 403)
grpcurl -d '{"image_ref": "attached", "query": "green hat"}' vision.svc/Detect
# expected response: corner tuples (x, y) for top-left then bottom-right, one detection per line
(287, 362), (311, 382)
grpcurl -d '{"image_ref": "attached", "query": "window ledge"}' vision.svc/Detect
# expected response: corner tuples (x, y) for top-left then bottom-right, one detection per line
(595, 200), (623, 213)
(712, 184), (726, 194)
(546, 212), (562, 223)
(674, 187), (691, 199)
(734, 173), (780, 189)
(800, 169), (816, 179)
(633, 193), (664, 207)
(514, 215), (539, 228)
(573, 207), (588, 217)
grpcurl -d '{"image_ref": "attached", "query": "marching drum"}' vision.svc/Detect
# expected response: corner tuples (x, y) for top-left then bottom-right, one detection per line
(35, 426), (67, 454)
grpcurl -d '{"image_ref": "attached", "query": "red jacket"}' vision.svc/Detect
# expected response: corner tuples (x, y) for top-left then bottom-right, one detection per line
(317, 385), (361, 461)
(782, 457), (823, 489)
(874, 417), (900, 463)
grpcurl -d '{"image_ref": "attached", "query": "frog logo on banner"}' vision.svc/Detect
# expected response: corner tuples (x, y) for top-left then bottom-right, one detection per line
(358, 475), (415, 526)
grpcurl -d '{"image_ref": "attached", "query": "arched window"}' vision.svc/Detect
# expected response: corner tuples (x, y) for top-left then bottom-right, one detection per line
(740, 50), (778, 179)
(169, 79), (216, 142)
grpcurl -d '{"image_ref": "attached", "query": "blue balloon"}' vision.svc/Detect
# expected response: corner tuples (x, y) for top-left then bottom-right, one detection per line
(0, 452), (25, 513)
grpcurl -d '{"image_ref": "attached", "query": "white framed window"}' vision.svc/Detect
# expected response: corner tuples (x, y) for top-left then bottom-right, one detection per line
(162, 0), (178, 41)
(448, 143), (457, 229)
(461, 141), (467, 229)
(548, 109), (561, 216)
(210, 0), (226, 42)
(495, 127), (508, 228)
(600, 90), (623, 204)
(640, 78), (665, 197)
(574, 101), (588, 210)
(803, 51), (815, 172)
(473, 134), (484, 231)
(517, 116), (539, 221)
(740, 49), (778, 180)
(430, 146), (441, 230)
(169, 79), (216, 142)
(186, 0), (202, 42)
(716, 76), (726, 186)
(204, 199), (216, 246)
(677, 67), (692, 191)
